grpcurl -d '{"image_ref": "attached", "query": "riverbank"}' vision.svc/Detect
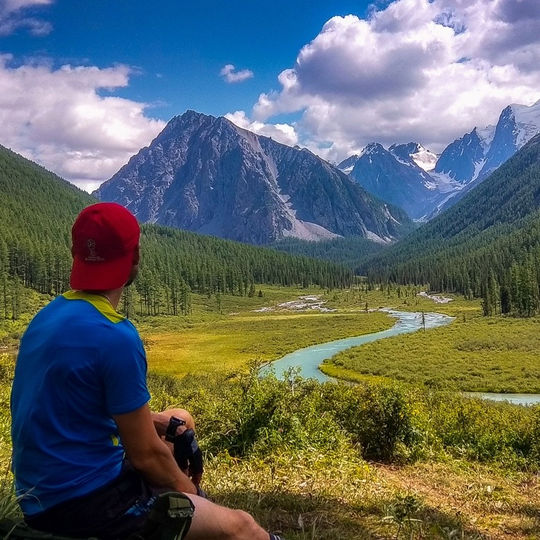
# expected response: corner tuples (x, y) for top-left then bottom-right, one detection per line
(139, 289), (396, 377)
(261, 310), (454, 381)
(323, 315), (540, 393)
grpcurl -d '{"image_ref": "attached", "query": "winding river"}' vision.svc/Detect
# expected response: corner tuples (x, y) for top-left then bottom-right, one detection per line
(261, 309), (540, 406)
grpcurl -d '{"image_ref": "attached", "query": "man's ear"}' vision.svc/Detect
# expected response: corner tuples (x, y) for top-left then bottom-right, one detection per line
(133, 245), (140, 265)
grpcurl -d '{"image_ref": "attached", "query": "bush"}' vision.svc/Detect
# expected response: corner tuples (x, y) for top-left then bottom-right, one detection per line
(319, 383), (417, 461)
(147, 369), (540, 470)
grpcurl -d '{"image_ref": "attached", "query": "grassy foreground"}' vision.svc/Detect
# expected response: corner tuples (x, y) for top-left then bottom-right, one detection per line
(1, 286), (539, 538)
(1, 357), (539, 539)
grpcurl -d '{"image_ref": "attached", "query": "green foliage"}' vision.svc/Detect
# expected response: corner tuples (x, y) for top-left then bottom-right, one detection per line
(135, 225), (353, 316)
(0, 145), (354, 322)
(271, 235), (384, 269)
(319, 383), (416, 461)
(147, 369), (539, 471)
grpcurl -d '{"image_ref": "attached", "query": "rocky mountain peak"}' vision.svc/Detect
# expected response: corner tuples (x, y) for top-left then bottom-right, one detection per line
(94, 111), (412, 245)
(363, 142), (385, 155)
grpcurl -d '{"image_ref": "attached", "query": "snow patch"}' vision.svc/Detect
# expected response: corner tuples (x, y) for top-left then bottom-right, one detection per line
(511, 101), (540, 148)
(411, 147), (438, 171)
(428, 171), (464, 193)
(469, 158), (486, 184)
(477, 125), (495, 150)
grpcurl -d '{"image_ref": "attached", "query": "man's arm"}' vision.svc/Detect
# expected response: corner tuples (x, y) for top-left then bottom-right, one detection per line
(113, 403), (197, 495)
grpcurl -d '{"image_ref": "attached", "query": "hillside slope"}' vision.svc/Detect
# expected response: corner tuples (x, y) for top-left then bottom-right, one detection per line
(0, 146), (353, 313)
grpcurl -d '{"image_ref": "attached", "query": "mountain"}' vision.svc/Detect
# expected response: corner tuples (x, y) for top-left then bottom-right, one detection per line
(337, 102), (540, 222)
(432, 127), (493, 184)
(95, 111), (412, 245)
(389, 142), (437, 172)
(360, 133), (540, 300)
(338, 143), (443, 220)
(429, 101), (540, 217)
(336, 154), (360, 174)
(0, 145), (355, 316)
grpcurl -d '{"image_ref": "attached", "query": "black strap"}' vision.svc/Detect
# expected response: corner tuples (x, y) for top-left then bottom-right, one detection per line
(165, 416), (185, 443)
(173, 429), (204, 477)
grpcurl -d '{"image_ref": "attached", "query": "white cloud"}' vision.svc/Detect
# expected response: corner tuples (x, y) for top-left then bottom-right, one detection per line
(0, 55), (165, 190)
(250, 0), (540, 161)
(0, 0), (53, 36)
(220, 64), (254, 83)
(225, 110), (298, 147)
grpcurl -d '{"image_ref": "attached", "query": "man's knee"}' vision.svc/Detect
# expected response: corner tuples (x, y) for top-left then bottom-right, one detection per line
(163, 407), (195, 430)
(226, 509), (261, 539)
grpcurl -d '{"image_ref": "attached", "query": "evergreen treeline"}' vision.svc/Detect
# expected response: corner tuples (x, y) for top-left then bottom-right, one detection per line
(271, 236), (384, 269)
(361, 134), (540, 316)
(0, 146), (353, 319)
(132, 225), (352, 316)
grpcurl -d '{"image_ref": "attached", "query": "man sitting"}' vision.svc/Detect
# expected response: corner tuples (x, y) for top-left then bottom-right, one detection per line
(10, 202), (282, 540)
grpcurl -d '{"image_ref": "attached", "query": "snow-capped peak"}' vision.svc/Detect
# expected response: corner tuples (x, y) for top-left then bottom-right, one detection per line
(409, 145), (438, 172)
(389, 142), (438, 171)
(509, 100), (540, 148)
(475, 125), (496, 151)
(363, 142), (385, 155)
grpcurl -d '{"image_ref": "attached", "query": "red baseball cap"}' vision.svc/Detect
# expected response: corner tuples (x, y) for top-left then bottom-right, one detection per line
(70, 203), (140, 291)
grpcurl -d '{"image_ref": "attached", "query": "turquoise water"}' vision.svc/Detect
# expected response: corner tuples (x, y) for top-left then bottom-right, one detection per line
(463, 393), (540, 405)
(260, 309), (453, 381)
(261, 309), (540, 406)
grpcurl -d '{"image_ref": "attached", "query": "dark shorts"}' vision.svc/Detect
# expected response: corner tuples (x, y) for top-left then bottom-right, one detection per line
(25, 464), (194, 539)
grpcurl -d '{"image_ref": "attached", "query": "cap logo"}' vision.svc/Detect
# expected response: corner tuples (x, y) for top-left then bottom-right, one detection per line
(85, 238), (105, 262)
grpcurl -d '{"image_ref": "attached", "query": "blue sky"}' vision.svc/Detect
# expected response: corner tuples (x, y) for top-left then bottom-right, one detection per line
(1, 0), (539, 190)
(2, 1), (374, 124)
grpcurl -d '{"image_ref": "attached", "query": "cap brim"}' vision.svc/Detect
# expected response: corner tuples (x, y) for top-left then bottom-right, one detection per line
(70, 252), (134, 291)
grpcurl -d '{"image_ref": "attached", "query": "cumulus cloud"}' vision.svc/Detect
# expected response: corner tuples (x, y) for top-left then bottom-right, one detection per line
(225, 110), (298, 147)
(220, 64), (254, 83)
(0, 55), (165, 191)
(0, 0), (53, 36)
(248, 0), (540, 161)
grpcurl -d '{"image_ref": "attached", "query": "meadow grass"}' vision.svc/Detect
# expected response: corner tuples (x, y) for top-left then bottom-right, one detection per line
(323, 286), (483, 319)
(145, 371), (540, 539)
(141, 310), (393, 377)
(137, 285), (483, 378)
(322, 316), (540, 393)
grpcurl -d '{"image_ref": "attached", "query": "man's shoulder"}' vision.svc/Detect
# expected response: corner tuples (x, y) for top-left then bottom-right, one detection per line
(26, 292), (143, 350)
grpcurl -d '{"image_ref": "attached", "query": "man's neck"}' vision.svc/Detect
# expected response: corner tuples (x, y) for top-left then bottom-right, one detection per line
(80, 288), (124, 310)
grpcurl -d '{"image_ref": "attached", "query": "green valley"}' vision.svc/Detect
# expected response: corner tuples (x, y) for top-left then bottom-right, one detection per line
(1, 145), (539, 539)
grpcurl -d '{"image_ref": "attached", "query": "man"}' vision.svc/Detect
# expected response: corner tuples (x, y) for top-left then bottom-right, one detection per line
(11, 202), (281, 540)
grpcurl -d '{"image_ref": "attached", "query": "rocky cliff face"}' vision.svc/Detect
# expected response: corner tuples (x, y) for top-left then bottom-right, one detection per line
(95, 111), (412, 245)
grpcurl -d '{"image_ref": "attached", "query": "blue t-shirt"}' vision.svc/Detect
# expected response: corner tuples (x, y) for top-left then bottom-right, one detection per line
(10, 291), (151, 516)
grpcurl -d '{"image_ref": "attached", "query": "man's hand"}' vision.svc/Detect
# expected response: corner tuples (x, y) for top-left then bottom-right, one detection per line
(151, 408), (204, 486)
(113, 404), (197, 495)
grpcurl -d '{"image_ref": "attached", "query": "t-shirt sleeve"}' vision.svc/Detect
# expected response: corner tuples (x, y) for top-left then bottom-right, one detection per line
(101, 325), (151, 415)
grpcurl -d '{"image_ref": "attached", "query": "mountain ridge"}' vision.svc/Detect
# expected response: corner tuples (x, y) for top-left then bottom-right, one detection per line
(338, 100), (540, 221)
(95, 111), (413, 245)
